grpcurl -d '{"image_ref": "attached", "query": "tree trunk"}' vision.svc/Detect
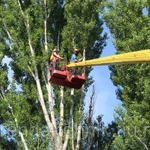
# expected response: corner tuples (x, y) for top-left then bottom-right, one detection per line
(59, 86), (64, 140)
(19, 131), (29, 150)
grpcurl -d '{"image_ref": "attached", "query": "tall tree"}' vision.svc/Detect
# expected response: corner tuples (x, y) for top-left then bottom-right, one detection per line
(0, 0), (106, 149)
(103, 0), (150, 149)
(80, 85), (118, 150)
(82, 114), (118, 150)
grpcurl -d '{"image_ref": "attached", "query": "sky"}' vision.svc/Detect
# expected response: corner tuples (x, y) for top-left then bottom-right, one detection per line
(85, 25), (122, 125)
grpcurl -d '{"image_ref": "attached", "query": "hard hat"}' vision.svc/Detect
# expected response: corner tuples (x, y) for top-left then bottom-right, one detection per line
(53, 49), (58, 52)
(74, 48), (79, 52)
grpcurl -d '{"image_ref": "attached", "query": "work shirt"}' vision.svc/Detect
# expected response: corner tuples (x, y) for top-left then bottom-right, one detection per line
(71, 54), (78, 62)
(50, 52), (59, 62)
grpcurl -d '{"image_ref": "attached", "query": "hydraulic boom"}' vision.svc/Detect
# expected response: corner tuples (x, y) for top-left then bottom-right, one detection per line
(67, 49), (150, 68)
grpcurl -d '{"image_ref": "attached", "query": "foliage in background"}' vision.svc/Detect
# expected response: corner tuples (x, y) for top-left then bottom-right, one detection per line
(103, 0), (150, 149)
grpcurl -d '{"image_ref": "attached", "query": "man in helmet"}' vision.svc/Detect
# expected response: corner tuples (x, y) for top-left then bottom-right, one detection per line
(50, 48), (64, 74)
(71, 48), (82, 62)
(70, 48), (83, 74)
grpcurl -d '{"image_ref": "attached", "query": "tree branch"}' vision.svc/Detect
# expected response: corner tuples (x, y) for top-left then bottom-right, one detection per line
(63, 89), (74, 150)
(27, 65), (36, 80)
(46, 82), (62, 149)
(3, 21), (14, 41)
(75, 121), (82, 150)
(75, 102), (83, 150)
(86, 85), (96, 150)
(0, 87), (5, 98)
(136, 136), (149, 150)
(44, 0), (48, 54)
(19, 131), (29, 150)
(43, 0), (58, 140)
(71, 89), (75, 150)
(18, 0), (55, 139)
(76, 61), (86, 150)
(59, 86), (64, 139)
(2, 89), (29, 150)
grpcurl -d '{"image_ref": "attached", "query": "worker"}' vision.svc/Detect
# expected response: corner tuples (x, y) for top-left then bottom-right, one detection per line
(70, 48), (83, 74)
(71, 48), (83, 62)
(50, 48), (64, 74)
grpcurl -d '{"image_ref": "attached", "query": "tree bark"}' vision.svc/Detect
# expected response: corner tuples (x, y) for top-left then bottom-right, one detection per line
(75, 121), (82, 150)
(71, 89), (75, 150)
(63, 88), (74, 150)
(76, 48), (86, 150)
(19, 131), (29, 150)
(59, 86), (64, 139)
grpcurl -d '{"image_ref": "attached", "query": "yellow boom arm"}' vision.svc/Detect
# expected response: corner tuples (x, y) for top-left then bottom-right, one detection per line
(67, 49), (150, 68)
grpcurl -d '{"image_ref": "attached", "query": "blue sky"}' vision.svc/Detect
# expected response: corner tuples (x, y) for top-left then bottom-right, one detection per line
(85, 26), (122, 125)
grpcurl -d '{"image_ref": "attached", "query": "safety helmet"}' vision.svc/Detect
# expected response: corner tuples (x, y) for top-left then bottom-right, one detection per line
(74, 48), (79, 52)
(53, 49), (58, 52)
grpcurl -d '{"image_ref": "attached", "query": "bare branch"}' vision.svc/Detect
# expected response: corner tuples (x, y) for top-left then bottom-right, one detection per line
(63, 89), (74, 150)
(75, 103), (83, 149)
(136, 136), (149, 150)
(85, 85), (96, 150)
(47, 83), (57, 130)
(75, 122), (82, 150)
(18, 1), (61, 149)
(2, 88), (29, 150)
(19, 131), (29, 150)
(57, 31), (60, 50)
(76, 72), (85, 150)
(63, 129), (70, 150)
(17, 0), (56, 141)
(3, 21), (14, 41)
(59, 86), (64, 138)
(27, 65), (36, 80)
(43, 2), (59, 148)
(0, 87), (5, 98)
(44, 0), (48, 54)
(42, 67), (47, 85)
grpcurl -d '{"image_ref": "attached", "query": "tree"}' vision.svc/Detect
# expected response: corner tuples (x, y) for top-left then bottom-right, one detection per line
(82, 114), (118, 150)
(112, 105), (150, 150)
(103, 0), (150, 149)
(80, 86), (118, 150)
(0, 0), (106, 149)
(0, 134), (17, 150)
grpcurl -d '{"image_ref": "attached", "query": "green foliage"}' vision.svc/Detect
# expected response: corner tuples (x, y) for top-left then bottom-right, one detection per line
(0, 135), (17, 150)
(103, 0), (150, 52)
(62, 0), (106, 60)
(103, 0), (150, 149)
(81, 115), (118, 150)
(0, 81), (50, 149)
(113, 105), (150, 150)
